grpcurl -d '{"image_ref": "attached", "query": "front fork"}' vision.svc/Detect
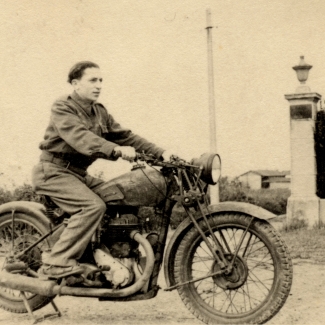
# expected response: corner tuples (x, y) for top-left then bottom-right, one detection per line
(176, 168), (230, 270)
(165, 202), (255, 291)
(166, 201), (255, 291)
(180, 168), (255, 273)
(183, 205), (228, 268)
(192, 201), (255, 270)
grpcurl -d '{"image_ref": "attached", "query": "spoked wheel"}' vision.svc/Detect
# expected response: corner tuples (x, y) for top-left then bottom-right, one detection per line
(174, 213), (293, 324)
(0, 212), (54, 313)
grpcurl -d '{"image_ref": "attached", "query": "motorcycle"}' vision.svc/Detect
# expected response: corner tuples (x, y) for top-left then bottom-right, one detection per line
(0, 152), (292, 324)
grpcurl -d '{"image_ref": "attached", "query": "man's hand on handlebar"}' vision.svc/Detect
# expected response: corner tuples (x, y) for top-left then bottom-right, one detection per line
(161, 150), (178, 162)
(113, 147), (179, 163)
(113, 146), (136, 162)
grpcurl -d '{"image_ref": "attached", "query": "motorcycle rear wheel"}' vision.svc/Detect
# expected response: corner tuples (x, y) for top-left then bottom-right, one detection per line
(0, 212), (54, 313)
(174, 213), (292, 324)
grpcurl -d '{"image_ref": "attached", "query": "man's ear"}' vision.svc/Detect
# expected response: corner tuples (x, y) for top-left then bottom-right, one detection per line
(71, 79), (79, 90)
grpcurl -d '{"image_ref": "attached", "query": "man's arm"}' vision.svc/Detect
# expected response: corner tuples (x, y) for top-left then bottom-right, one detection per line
(104, 113), (165, 158)
(51, 100), (165, 160)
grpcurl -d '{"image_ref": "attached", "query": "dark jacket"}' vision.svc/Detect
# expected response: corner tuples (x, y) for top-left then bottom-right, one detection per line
(39, 91), (164, 168)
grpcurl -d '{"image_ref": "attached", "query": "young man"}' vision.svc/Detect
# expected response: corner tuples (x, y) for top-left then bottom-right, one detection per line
(32, 61), (173, 277)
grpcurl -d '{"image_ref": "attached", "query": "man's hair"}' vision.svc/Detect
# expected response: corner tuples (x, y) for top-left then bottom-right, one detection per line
(67, 61), (100, 83)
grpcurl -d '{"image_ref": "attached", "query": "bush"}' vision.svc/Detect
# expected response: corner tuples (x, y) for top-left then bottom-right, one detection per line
(0, 187), (14, 205)
(219, 176), (249, 202)
(0, 183), (40, 204)
(12, 184), (40, 202)
(245, 188), (290, 215)
(219, 176), (290, 215)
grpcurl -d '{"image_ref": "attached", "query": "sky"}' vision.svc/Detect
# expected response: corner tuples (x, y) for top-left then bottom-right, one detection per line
(1, 0), (325, 187)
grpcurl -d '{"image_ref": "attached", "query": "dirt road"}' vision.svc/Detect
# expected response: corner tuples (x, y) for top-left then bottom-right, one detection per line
(0, 259), (324, 325)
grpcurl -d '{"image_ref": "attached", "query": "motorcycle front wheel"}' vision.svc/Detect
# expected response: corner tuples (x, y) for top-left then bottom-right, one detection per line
(0, 212), (54, 313)
(174, 213), (293, 324)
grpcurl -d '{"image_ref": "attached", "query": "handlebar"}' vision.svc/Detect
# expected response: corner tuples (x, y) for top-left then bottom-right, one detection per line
(135, 152), (167, 165)
(135, 152), (192, 168)
(113, 149), (186, 167)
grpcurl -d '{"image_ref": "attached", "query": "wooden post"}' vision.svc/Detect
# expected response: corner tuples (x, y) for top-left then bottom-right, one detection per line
(206, 8), (219, 204)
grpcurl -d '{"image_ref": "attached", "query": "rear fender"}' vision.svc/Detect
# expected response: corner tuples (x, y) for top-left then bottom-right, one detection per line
(0, 200), (46, 219)
(164, 201), (277, 287)
(0, 201), (51, 231)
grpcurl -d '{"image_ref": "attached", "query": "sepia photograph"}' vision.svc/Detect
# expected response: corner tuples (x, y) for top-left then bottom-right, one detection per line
(1, 1), (325, 324)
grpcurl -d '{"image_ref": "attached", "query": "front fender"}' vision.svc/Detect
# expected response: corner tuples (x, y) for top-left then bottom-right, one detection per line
(0, 201), (49, 228)
(208, 201), (276, 220)
(164, 201), (277, 288)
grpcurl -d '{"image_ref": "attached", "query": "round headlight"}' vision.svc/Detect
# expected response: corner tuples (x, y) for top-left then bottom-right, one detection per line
(191, 153), (221, 185)
(211, 154), (221, 184)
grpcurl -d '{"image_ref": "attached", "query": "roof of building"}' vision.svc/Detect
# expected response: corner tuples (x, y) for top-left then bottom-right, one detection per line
(262, 176), (291, 183)
(238, 170), (290, 177)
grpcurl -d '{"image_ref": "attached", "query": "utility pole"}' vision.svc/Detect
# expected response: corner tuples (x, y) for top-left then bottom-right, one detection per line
(206, 8), (219, 204)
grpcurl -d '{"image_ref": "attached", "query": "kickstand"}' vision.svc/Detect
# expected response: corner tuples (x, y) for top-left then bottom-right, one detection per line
(20, 291), (62, 324)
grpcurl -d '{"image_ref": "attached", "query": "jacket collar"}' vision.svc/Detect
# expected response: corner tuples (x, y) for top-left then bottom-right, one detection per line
(70, 91), (94, 115)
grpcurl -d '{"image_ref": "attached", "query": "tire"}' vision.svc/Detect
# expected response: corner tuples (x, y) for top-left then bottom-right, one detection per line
(174, 213), (293, 324)
(0, 212), (55, 313)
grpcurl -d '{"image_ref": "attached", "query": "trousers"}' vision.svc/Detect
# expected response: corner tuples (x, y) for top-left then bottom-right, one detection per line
(32, 161), (106, 266)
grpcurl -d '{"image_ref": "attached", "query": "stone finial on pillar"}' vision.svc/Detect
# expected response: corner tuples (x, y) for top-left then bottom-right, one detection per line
(285, 56), (321, 227)
(292, 56), (313, 93)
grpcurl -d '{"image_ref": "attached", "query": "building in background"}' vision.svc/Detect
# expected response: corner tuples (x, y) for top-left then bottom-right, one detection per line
(238, 170), (290, 190)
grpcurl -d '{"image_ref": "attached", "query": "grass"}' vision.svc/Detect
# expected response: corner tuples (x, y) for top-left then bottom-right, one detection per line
(277, 218), (325, 263)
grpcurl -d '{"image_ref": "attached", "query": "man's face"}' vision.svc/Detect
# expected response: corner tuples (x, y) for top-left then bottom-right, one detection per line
(72, 67), (103, 102)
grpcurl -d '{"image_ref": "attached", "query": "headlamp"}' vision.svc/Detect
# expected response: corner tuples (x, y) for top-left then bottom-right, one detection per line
(191, 153), (221, 185)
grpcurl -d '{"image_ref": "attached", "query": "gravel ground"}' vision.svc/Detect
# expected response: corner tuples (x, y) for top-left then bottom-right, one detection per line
(1, 259), (325, 325)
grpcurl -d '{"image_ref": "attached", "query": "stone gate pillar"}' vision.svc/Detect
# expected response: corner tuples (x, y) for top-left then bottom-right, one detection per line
(285, 56), (321, 227)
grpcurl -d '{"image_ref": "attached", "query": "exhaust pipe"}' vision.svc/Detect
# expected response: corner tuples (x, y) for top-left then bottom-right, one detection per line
(0, 231), (155, 298)
(0, 272), (57, 296)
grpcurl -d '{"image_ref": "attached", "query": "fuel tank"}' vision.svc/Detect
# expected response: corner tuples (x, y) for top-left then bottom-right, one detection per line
(95, 166), (167, 206)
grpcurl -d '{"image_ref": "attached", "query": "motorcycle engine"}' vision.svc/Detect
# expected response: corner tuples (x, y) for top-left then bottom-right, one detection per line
(93, 212), (144, 288)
